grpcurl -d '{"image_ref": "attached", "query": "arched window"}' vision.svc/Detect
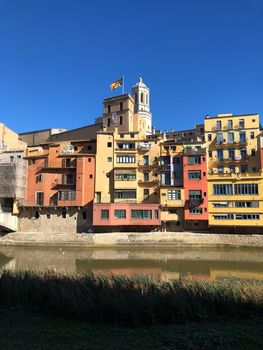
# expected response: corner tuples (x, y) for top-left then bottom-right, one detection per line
(141, 93), (144, 103)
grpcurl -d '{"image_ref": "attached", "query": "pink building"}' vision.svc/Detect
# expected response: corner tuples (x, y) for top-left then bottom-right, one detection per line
(93, 203), (160, 229)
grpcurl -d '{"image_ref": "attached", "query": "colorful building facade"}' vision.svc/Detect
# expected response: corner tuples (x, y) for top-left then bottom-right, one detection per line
(205, 113), (263, 232)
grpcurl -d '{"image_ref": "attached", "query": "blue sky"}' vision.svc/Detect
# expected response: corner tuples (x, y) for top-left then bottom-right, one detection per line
(0, 0), (262, 133)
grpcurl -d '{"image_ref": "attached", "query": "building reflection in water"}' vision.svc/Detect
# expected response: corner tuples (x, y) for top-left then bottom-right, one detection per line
(0, 247), (262, 281)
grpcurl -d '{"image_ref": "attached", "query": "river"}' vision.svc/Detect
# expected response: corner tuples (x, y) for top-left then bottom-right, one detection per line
(0, 245), (262, 280)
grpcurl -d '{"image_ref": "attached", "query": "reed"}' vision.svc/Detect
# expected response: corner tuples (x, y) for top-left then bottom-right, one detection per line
(0, 269), (262, 326)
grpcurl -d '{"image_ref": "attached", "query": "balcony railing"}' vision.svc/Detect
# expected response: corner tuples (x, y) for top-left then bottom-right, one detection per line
(215, 155), (248, 162)
(185, 198), (203, 208)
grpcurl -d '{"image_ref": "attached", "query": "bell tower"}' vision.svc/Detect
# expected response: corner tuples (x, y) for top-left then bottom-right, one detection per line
(132, 77), (152, 134)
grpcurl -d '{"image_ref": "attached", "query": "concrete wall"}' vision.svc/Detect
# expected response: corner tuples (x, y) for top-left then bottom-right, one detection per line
(18, 206), (93, 233)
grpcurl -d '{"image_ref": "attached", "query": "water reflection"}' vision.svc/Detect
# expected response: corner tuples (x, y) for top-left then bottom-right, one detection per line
(0, 246), (262, 280)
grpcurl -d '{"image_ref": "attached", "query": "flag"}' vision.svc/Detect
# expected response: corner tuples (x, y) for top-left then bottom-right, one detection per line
(110, 77), (123, 91)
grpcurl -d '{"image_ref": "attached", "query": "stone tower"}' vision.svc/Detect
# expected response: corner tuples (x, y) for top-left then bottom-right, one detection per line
(132, 78), (152, 134)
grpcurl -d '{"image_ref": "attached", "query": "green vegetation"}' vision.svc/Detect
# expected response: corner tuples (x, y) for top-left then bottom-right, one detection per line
(0, 270), (262, 327)
(0, 305), (262, 349)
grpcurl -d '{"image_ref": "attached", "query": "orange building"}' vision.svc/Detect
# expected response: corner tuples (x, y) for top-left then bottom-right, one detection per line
(19, 139), (96, 233)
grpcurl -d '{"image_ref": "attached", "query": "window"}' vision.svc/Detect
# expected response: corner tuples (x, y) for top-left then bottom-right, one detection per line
(234, 184), (258, 195)
(107, 142), (112, 147)
(107, 157), (112, 162)
(239, 119), (245, 128)
(89, 174), (93, 179)
(227, 120), (233, 129)
(189, 208), (202, 214)
(88, 158), (91, 162)
(235, 201), (259, 208)
(130, 133), (134, 138)
(217, 149), (223, 161)
(116, 155), (136, 163)
(141, 93), (144, 103)
(168, 190), (181, 200)
(120, 102), (123, 111)
(82, 211), (87, 220)
(216, 133), (223, 144)
(216, 120), (221, 130)
(208, 151), (212, 158)
(188, 170), (201, 179)
(87, 145), (92, 151)
(101, 210), (109, 220)
(135, 93), (138, 104)
(107, 118), (111, 127)
(120, 134), (124, 138)
(144, 172), (149, 181)
(115, 173), (136, 181)
(250, 132), (255, 139)
(120, 116), (123, 125)
(36, 192), (44, 206)
(107, 105), (111, 113)
(154, 210), (159, 219)
(188, 156), (200, 164)
(239, 132), (246, 143)
(251, 149), (255, 156)
(144, 189), (150, 197)
(143, 155), (149, 165)
(213, 184), (233, 195)
(117, 142), (135, 149)
(228, 132), (234, 144)
(59, 191), (76, 201)
(213, 202), (230, 208)
(114, 190), (136, 199)
(131, 210), (152, 219)
(235, 214), (260, 220)
(228, 149), (235, 160)
(114, 210), (126, 219)
(214, 214), (234, 220)
(36, 174), (43, 183)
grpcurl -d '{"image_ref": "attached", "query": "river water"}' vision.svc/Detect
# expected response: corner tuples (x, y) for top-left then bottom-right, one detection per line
(0, 245), (262, 280)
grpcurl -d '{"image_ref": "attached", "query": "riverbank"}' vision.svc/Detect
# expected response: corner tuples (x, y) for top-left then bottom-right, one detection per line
(1, 231), (263, 248)
(0, 305), (262, 350)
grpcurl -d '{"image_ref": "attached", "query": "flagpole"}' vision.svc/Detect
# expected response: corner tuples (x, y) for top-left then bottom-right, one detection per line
(122, 75), (124, 94)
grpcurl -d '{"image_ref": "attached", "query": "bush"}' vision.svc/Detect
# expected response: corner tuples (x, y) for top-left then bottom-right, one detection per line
(0, 269), (262, 326)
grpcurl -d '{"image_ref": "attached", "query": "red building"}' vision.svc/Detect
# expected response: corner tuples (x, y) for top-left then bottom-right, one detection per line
(183, 146), (208, 229)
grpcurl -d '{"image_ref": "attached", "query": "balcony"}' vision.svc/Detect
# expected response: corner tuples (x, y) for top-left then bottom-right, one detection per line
(138, 161), (159, 169)
(115, 147), (136, 153)
(185, 198), (203, 208)
(183, 148), (206, 155)
(215, 155), (248, 164)
(138, 179), (159, 185)
(207, 171), (263, 180)
(137, 143), (151, 152)
(214, 140), (247, 147)
(52, 181), (75, 188)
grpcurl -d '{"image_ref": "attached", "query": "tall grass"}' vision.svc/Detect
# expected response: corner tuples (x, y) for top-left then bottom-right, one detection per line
(0, 269), (262, 326)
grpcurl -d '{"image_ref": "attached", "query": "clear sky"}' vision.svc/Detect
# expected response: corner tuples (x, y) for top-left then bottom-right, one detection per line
(0, 0), (262, 133)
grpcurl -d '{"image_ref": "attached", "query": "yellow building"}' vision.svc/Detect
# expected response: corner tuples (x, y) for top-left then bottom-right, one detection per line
(93, 86), (161, 229)
(204, 113), (263, 230)
(0, 123), (27, 151)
